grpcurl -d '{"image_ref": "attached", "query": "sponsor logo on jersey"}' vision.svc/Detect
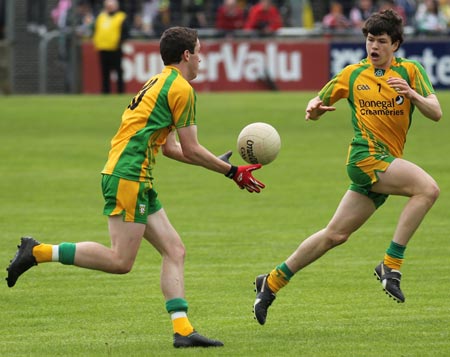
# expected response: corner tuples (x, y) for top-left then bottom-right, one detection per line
(359, 97), (405, 115)
(374, 69), (385, 77)
(356, 84), (370, 90)
(395, 95), (404, 105)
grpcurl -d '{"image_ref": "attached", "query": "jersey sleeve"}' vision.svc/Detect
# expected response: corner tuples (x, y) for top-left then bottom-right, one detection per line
(408, 59), (435, 97)
(168, 82), (197, 129)
(318, 66), (353, 106)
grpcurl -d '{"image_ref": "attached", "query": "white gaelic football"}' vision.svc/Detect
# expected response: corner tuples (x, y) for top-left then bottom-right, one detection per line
(237, 122), (281, 165)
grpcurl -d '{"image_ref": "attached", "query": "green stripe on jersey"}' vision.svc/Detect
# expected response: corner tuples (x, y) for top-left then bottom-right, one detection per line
(113, 70), (178, 179)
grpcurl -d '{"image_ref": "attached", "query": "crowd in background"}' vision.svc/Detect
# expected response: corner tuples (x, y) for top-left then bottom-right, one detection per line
(50, 0), (450, 38)
(322, 0), (450, 33)
(1, 0), (450, 41)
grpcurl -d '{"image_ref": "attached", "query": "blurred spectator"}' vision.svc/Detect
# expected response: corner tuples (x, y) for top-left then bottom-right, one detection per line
(244, 0), (283, 36)
(322, 1), (351, 30)
(51, 0), (72, 29)
(51, 1), (93, 53)
(186, 0), (208, 28)
(349, 0), (376, 29)
(215, 0), (245, 35)
(71, 1), (95, 37)
(395, 0), (417, 24)
(92, 0), (128, 94)
(151, 0), (171, 37)
(27, 0), (47, 34)
(51, 1), (94, 91)
(303, 0), (315, 28)
(440, 0), (450, 27)
(414, 0), (447, 33)
(288, 0), (314, 27)
(136, 0), (159, 36)
(378, 0), (408, 24)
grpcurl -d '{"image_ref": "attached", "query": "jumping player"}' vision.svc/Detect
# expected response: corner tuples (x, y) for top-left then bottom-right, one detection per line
(253, 9), (442, 325)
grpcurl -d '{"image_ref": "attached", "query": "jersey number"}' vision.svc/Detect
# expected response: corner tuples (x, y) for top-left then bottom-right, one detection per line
(127, 78), (158, 110)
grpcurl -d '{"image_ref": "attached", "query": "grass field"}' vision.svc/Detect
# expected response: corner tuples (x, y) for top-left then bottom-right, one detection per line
(0, 92), (449, 356)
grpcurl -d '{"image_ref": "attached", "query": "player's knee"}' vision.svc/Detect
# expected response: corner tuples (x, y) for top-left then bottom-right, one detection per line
(112, 259), (134, 274)
(422, 180), (440, 207)
(428, 181), (440, 203)
(326, 231), (350, 247)
(169, 242), (186, 262)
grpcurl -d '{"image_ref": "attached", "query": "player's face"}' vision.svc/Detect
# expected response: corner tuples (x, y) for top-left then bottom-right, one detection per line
(366, 33), (399, 70)
(186, 39), (201, 81)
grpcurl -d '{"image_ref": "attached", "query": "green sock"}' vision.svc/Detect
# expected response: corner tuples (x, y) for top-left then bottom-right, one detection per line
(166, 298), (188, 313)
(278, 262), (294, 280)
(386, 241), (406, 259)
(58, 243), (76, 265)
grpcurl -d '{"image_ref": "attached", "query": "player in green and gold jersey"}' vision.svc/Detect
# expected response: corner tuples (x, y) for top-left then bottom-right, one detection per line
(6, 27), (265, 347)
(253, 9), (442, 325)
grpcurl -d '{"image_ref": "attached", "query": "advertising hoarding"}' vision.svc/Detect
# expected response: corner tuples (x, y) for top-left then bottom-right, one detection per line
(82, 38), (450, 93)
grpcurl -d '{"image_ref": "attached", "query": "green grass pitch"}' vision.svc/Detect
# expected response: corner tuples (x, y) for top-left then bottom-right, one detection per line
(0, 92), (449, 356)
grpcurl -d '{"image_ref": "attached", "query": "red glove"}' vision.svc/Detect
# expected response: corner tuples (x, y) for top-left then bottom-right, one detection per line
(225, 164), (265, 193)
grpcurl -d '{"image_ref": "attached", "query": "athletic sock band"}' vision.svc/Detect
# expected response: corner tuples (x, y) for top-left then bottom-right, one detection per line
(267, 262), (293, 293)
(58, 243), (76, 265)
(52, 245), (59, 262)
(166, 298), (189, 314)
(279, 262), (294, 280)
(171, 312), (187, 320)
(386, 241), (406, 259)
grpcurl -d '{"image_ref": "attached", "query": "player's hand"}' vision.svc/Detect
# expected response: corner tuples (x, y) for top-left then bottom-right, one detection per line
(305, 97), (335, 120)
(226, 164), (265, 193)
(220, 151), (265, 192)
(387, 77), (413, 99)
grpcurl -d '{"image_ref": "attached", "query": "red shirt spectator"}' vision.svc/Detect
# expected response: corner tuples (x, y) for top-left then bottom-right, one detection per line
(215, 0), (245, 31)
(244, 0), (282, 34)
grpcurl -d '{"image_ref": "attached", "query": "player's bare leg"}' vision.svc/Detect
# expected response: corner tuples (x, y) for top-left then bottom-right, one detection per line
(372, 158), (439, 246)
(144, 209), (223, 348)
(285, 190), (376, 271)
(144, 209), (186, 301)
(73, 216), (144, 273)
(6, 216), (144, 287)
(254, 190), (376, 324)
(372, 158), (439, 302)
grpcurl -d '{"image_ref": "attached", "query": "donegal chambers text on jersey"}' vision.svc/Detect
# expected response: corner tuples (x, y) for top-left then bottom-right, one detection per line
(358, 96), (405, 116)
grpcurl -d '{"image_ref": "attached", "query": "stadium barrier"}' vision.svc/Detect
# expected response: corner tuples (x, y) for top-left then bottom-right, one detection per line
(81, 36), (450, 94)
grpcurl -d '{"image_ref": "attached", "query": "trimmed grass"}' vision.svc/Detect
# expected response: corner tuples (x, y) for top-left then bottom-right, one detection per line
(0, 92), (449, 356)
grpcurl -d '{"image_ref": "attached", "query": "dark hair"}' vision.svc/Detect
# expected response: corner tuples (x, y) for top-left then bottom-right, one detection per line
(362, 9), (404, 49)
(160, 27), (198, 65)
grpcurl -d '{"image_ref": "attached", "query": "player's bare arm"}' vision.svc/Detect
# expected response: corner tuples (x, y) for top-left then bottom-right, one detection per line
(387, 77), (442, 121)
(410, 93), (442, 122)
(175, 125), (232, 174)
(161, 130), (190, 162)
(305, 96), (336, 121)
(179, 124), (266, 192)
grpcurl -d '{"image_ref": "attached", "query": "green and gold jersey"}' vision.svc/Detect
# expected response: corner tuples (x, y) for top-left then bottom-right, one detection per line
(102, 66), (196, 183)
(319, 57), (435, 159)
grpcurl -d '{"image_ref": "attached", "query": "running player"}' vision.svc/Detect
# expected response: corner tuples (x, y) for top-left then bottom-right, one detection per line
(6, 27), (265, 347)
(253, 9), (442, 325)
